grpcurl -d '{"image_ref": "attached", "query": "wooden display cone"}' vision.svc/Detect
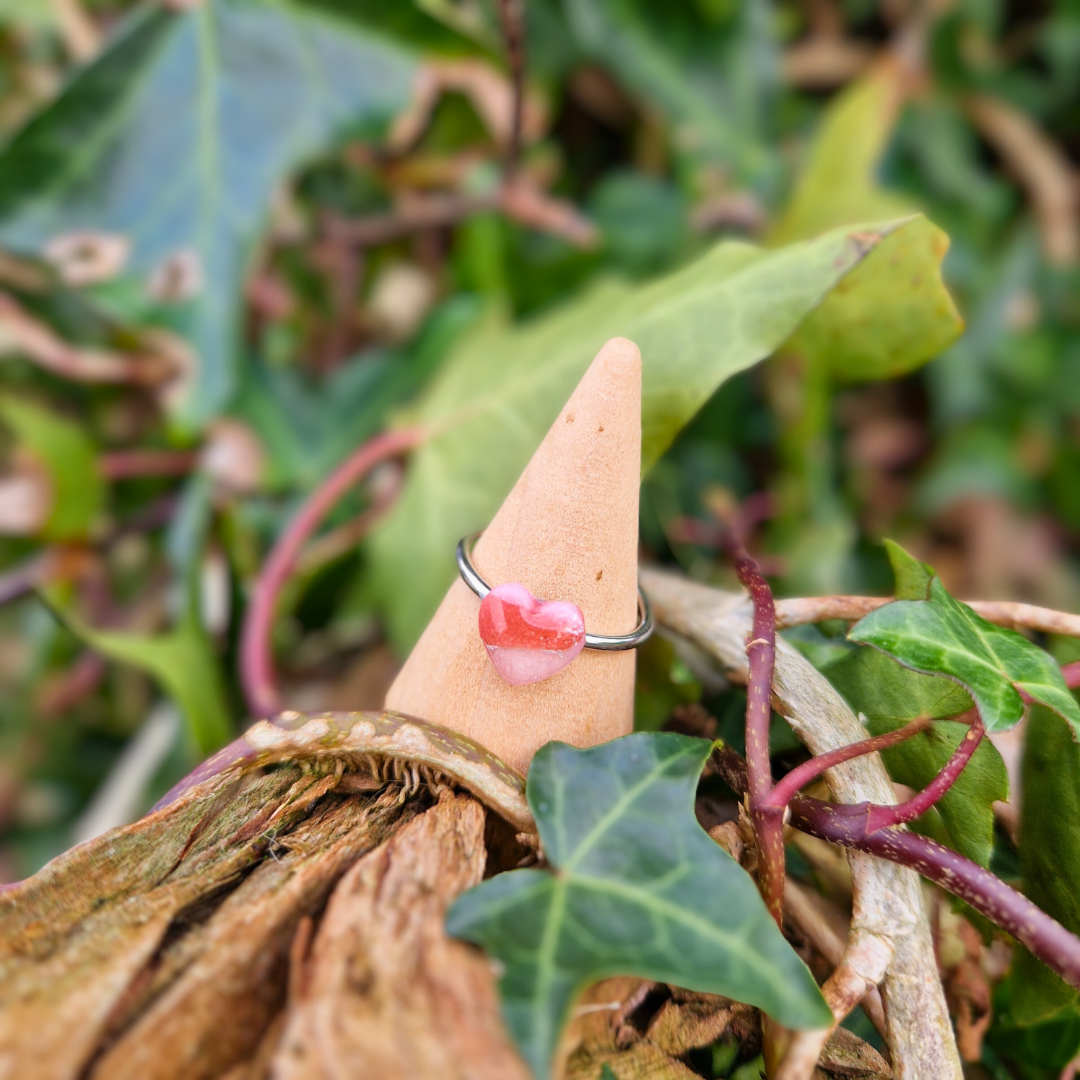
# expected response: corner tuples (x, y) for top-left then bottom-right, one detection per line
(385, 337), (642, 775)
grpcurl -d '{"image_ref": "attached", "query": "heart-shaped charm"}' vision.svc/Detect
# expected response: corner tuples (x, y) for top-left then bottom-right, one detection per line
(478, 582), (586, 686)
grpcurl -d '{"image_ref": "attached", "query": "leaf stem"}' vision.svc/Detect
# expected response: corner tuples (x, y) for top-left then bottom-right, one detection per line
(764, 715), (932, 811)
(239, 427), (426, 718)
(863, 710), (984, 833)
(730, 545), (785, 927)
(714, 748), (1080, 990)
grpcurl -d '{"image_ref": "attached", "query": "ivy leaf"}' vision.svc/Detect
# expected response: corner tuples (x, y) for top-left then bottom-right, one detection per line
(1007, 704), (1080, 1025)
(0, 0), (416, 424)
(446, 733), (831, 1079)
(849, 573), (1080, 735)
(0, 394), (104, 541)
(823, 647), (1006, 866)
(58, 616), (234, 757)
(564, 0), (771, 178)
(883, 538), (934, 600)
(770, 65), (963, 382)
(370, 217), (930, 649)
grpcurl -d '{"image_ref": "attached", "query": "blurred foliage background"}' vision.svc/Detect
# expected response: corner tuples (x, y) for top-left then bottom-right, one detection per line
(0, 0), (1078, 1073)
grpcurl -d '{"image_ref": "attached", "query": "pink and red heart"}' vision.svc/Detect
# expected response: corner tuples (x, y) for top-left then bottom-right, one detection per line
(478, 582), (585, 686)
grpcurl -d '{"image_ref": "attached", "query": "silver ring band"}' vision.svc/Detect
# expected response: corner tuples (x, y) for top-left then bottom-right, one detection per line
(456, 533), (653, 651)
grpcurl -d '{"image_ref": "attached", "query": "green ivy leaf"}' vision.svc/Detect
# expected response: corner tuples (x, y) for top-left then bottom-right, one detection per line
(823, 647), (1005, 866)
(883, 538), (934, 600)
(770, 66), (962, 382)
(0, 395), (104, 541)
(371, 218), (926, 649)
(446, 733), (831, 1079)
(564, 0), (772, 178)
(0, 0), (416, 425)
(849, 573), (1080, 735)
(1007, 704), (1080, 1025)
(60, 617), (233, 757)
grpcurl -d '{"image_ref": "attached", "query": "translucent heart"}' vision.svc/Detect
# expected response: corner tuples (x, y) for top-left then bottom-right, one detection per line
(478, 582), (586, 686)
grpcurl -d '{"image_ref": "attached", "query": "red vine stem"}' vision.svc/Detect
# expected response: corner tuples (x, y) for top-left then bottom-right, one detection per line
(764, 715), (933, 811)
(864, 711), (984, 832)
(239, 427), (427, 718)
(730, 546), (785, 927)
(714, 748), (1080, 990)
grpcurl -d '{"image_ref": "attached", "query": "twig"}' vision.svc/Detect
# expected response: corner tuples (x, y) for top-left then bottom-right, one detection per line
(964, 93), (1079, 266)
(239, 427), (427, 718)
(0, 293), (173, 385)
(51, 0), (101, 62)
(729, 546), (785, 928)
(781, 878), (888, 1042)
(496, 0), (526, 174)
(325, 181), (597, 251)
(99, 449), (200, 481)
(774, 594), (1080, 637)
(294, 461), (404, 577)
(324, 195), (497, 248)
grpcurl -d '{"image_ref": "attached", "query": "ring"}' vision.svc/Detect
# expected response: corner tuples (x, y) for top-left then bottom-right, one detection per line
(457, 532), (653, 686)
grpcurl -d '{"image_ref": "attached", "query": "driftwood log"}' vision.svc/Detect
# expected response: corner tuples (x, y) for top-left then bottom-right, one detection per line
(0, 711), (891, 1080)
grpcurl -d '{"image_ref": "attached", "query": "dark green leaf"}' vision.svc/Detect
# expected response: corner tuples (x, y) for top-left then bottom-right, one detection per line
(1008, 704), (1080, 1025)
(564, 0), (772, 177)
(446, 733), (831, 1079)
(0, 394), (104, 540)
(849, 575), (1080, 735)
(0, 0), (416, 424)
(370, 218), (921, 648)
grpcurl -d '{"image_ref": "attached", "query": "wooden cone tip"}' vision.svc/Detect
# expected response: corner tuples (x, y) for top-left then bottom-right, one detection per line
(385, 335), (644, 772)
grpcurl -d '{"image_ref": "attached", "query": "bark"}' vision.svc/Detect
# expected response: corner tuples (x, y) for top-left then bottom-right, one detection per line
(0, 714), (532, 1080)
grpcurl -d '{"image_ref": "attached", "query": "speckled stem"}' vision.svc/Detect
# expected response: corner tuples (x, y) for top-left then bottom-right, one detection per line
(863, 711), (984, 833)
(731, 546), (785, 928)
(764, 716), (932, 812)
(716, 747), (1080, 990)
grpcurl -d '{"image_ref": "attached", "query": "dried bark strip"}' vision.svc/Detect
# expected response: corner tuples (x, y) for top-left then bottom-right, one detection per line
(274, 793), (529, 1080)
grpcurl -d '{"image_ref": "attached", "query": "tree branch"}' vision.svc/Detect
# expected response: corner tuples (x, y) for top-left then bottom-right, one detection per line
(496, 0), (526, 175)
